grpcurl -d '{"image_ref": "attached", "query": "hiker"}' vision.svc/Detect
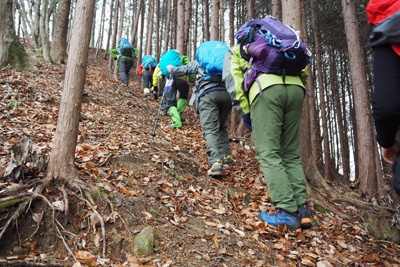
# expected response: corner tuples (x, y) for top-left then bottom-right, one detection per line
(137, 62), (143, 76)
(152, 64), (164, 101)
(141, 55), (157, 99)
(366, 0), (400, 195)
(159, 50), (196, 129)
(223, 16), (311, 232)
(108, 38), (138, 86)
(167, 41), (233, 176)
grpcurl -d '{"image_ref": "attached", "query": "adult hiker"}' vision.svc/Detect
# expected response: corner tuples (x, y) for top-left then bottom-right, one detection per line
(366, 0), (400, 195)
(223, 16), (312, 232)
(152, 64), (164, 101)
(141, 55), (157, 99)
(108, 38), (138, 87)
(159, 50), (195, 129)
(167, 41), (233, 176)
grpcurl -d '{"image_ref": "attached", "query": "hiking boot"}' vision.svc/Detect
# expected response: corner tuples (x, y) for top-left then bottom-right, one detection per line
(223, 154), (233, 164)
(298, 202), (312, 229)
(152, 89), (158, 100)
(207, 160), (223, 176)
(181, 117), (187, 122)
(121, 83), (128, 87)
(258, 209), (301, 232)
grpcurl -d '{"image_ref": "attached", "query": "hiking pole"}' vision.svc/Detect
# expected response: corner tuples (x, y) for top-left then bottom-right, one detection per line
(151, 76), (174, 140)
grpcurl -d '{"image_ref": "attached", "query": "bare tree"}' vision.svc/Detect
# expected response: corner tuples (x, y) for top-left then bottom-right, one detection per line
(0, 0), (16, 66)
(46, 0), (97, 182)
(246, 0), (253, 20)
(271, 0), (280, 20)
(183, 0), (191, 55)
(51, 0), (71, 64)
(204, 0), (210, 41)
(39, 0), (51, 61)
(131, 0), (143, 46)
(103, 0), (115, 58)
(229, 0), (234, 46)
(108, 0), (119, 71)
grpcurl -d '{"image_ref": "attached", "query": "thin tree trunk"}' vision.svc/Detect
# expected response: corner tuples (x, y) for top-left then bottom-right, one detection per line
(246, 0), (253, 20)
(163, 0), (171, 53)
(95, 0), (107, 58)
(51, 0), (71, 64)
(229, 0), (234, 47)
(183, 0), (191, 55)
(103, 0), (115, 58)
(219, 0), (224, 42)
(155, 0), (161, 59)
(210, 0), (219, 40)
(108, 0), (119, 72)
(39, 0), (51, 61)
(146, 0), (155, 55)
(176, 0), (185, 53)
(271, 0), (280, 20)
(0, 0), (17, 66)
(130, 0), (143, 45)
(46, 0), (96, 181)
(204, 0), (210, 41)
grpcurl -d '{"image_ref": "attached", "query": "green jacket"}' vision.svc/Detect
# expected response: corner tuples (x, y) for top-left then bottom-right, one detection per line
(108, 45), (139, 67)
(222, 45), (308, 116)
(179, 55), (196, 82)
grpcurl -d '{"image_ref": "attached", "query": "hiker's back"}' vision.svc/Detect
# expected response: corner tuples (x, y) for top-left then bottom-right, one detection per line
(119, 38), (134, 58)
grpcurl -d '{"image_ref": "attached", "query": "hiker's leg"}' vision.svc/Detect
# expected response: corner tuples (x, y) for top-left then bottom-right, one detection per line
(216, 90), (232, 156)
(168, 106), (182, 128)
(175, 79), (189, 117)
(280, 84), (308, 206)
(199, 92), (224, 164)
(143, 70), (152, 89)
(125, 59), (133, 84)
(119, 58), (129, 85)
(251, 84), (297, 213)
(148, 70), (154, 88)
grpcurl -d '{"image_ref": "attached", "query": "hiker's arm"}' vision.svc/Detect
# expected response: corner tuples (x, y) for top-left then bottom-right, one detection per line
(108, 49), (118, 59)
(179, 55), (197, 82)
(222, 46), (250, 116)
(168, 60), (199, 77)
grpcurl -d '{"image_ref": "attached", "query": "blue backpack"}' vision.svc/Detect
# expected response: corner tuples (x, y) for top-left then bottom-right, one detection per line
(159, 50), (182, 76)
(142, 55), (157, 70)
(196, 41), (229, 80)
(119, 38), (134, 57)
(236, 16), (311, 95)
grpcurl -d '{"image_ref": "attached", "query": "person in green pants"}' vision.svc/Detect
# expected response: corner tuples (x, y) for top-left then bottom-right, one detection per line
(222, 44), (311, 232)
(163, 51), (196, 129)
(167, 41), (233, 176)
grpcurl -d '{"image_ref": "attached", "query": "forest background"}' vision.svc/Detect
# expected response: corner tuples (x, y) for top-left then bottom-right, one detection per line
(2, 0), (400, 266)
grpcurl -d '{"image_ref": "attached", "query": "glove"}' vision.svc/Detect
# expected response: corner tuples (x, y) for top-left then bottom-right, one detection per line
(242, 114), (252, 131)
(167, 65), (173, 74)
(164, 76), (174, 93)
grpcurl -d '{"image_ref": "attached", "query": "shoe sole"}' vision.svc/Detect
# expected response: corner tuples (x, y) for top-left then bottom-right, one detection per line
(208, 171), (223, 176)
(301, 218), (312, 229)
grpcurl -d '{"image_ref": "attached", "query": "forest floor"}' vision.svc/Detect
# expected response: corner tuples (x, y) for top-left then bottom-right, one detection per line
(1, 48), (400, 267)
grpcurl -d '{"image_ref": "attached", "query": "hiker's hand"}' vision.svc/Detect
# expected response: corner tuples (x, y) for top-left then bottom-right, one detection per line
(382, 142), (399, 164)
(167, 65), (173, 74)
(242, 114), (252, 131)
(190, 82), (195, 87)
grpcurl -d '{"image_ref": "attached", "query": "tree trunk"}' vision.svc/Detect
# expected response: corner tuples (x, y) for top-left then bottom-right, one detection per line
(137, 2), (145, 70)
(183, 0), (191, 55)
(192, 0), (198, 59)
(204, 0), (210, 41)
(155, 0), (161, 59)
(32, 1), (41, 48)
(51, 0), (71, 64)
(219, 0), (224, 42)
(0, 0), (17, 66)
(341, 0), (381, 197)
(39, 0), (51, 61)
(114, 0), (125, 80)
(176, 0), (185, 53)
(310, 0), (331, 180)
(108, 0), (119, 72)
(95, 0), (107, 58)
(163, 0), (171, 53)
(46, 0), (96, 181)
(271, 0), (280, 20)
(246, 0), (253, 20)
(130, 0), (143, 46)
(103, 0), (115, 58)
(229, 0), (234, 46)
(210, 0), (219, 40)
(146, 0), (155, 55)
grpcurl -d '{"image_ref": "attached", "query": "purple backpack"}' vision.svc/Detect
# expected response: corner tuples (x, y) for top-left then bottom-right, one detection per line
(236, 16), (311, 95)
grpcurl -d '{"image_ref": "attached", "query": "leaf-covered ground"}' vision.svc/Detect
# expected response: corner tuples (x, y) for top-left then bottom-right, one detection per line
(1, 48), (400, 267)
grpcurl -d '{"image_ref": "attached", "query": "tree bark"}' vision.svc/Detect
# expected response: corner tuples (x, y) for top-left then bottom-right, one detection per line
(176, 0), (185, 53)
(271, 0), (280, 20)
(229, 0), (234, 47)
(0, 0), (17, 66)
(183, 0), (191, 55)
(210, 0), (219, 40)
(246, 0), (253, 20)
(341, 0), (381, 197)
(130, 0), (143, 46)
(46, 0), (96, 181)
(51, 0), (71, 64)
(103, 0), (115, 58)
(39, 0), (51, 61)
(146, 0), (155, 55)
(108, 0), (119, 72)
(163, 0), (172, 53)
(204, 0), (210, 41)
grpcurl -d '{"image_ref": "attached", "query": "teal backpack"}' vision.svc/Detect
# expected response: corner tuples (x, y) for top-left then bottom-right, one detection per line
(119, 38), (134, 57)
(196, 41), (229, 80)
(142, 55), (157, 70)
(159, 50), (182, 76)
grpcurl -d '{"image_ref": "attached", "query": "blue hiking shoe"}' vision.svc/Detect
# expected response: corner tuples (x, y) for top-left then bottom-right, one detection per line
(298, 202), (312, 229)
(258, 209), (301, 232)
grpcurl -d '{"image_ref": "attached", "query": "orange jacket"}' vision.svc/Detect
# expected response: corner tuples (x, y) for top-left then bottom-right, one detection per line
(366, 0), (400, 55)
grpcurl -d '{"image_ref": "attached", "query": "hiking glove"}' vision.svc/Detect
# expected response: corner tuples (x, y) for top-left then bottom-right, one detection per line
(242, 114), (252, 131)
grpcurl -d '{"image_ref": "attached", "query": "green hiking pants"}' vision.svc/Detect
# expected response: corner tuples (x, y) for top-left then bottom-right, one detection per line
(250, 84), (308, 213)
(198, 90), (232, 164)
